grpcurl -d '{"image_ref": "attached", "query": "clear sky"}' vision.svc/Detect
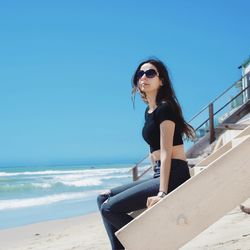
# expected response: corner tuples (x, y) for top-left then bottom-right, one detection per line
(1, 0), (250, 167)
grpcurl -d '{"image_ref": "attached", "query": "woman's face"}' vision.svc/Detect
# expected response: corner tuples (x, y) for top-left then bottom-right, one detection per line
(137, 63), (162, 94)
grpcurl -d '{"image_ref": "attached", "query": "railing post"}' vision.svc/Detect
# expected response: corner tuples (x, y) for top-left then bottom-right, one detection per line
(132, 166), (138, 181)
(209, 103), (215, 143)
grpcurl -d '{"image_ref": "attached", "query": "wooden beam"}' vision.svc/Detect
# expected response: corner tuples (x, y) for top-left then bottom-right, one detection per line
(132, 166), (138, 181)
(209, 103), (215, 143)
(197, 125), (250, 167)
(216, 123), (249, 130)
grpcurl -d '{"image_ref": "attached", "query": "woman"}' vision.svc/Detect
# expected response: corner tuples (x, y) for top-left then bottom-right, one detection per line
(97, 58), (195, 250)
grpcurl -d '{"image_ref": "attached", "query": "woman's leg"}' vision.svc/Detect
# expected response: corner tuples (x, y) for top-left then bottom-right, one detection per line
(97, 192), (124, 249)
(97, 159), (190, 250)
(100, 177), (160, 239)
(97, 177), (154, 250)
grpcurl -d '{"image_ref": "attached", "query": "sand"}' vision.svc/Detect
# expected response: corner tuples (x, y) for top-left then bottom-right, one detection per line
(181, 203), (250, 250)
(0, 212), (110, 250)
(0, 199), (250, 250)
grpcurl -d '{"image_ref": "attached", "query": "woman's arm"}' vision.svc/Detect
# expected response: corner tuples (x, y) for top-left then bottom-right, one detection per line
(159, 120), (175, 193)
(146, 120), (175, 208)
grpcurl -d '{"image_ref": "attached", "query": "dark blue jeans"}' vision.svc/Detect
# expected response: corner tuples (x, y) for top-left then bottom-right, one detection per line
(97, 159), (190, 250)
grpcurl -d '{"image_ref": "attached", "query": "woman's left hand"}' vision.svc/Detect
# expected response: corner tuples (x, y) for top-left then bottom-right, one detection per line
(146, 196), (162, 208)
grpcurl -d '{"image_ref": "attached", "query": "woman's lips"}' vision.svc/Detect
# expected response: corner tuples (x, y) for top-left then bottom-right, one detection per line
(140, 82), (149, 86)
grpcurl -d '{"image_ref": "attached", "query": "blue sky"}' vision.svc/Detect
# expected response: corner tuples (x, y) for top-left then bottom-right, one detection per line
(0, 0), (249, 167)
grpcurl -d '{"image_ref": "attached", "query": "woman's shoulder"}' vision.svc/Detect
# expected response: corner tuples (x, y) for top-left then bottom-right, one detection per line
(157, 101), (174, 112)
(155, 101), (176, 122)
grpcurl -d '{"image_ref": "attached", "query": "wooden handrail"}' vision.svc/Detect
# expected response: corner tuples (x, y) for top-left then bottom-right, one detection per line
(209, 103), (215, 143)
(188, 73), (247, 123)
(137, 166), (152, 180)
(213, 84), (250, 117)
(194, 84), (250, 134)
(192, 81), (250, 141)
(130, 155), (149, 181)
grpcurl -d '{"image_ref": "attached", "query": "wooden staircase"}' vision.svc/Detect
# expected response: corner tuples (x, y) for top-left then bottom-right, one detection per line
(115, 126), (250, 250)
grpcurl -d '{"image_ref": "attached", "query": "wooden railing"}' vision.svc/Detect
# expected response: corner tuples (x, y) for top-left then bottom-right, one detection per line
(193, 84), (250, 143)
(130, 155), (151, 181)
(130, 73), (250, 181)
(189, 73), (249, 142)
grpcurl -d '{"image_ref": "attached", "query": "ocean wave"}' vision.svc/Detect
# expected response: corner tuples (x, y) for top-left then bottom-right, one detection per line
(0, 191), (99, 210)
(0, 173), (132, 192)
(0, 178), (103, 191)
(0, 182), (53, 192)
(0, 167), (131, 177)
(102, 174), (131, 179)
(31, 183), (53, 189)
(61, 178), (103, 187)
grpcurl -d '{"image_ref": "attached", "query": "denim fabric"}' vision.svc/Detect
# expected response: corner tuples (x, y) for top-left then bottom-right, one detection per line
(97, 159), (190, 250)
(153, 159), (161, 178)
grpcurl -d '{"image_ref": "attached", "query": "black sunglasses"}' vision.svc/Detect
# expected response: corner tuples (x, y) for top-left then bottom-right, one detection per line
(136, 69), (158, 80)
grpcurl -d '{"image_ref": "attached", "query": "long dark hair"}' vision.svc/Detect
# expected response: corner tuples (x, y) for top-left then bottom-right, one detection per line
(131, 58), (195, 140)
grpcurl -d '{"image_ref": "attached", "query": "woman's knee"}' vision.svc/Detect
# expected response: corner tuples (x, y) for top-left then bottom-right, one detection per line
(100, 199), (112, 218)
(97, 190), (112, 210)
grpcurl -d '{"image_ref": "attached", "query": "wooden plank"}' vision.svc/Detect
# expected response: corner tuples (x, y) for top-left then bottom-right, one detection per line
(190, 166), (207, 176)
(192, 134), (246, 175)
(196, 125), (250, 167)
(196, 141), (232, 167)
(216, 123), (249, 130)
(212, 133), (223, 152)
(234, 124), (250, 138)
(192, 135), (244, 176)
(115, 136), (250, 250)
(231, 135), (250, 147)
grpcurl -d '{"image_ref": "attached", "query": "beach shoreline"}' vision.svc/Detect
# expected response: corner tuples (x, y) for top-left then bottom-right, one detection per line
(0, 200), (250, 250)
(0, 163), (137, 230)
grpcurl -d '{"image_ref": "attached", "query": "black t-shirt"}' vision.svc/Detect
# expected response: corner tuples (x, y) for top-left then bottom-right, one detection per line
(142, 101), (183, 153)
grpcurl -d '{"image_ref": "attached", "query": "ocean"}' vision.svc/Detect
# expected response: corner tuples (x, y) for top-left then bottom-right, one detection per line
(0, 162), (151, 230)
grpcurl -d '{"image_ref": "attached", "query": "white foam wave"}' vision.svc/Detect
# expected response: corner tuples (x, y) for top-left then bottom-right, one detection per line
(0, 173), (131, 191)
(0, 182), (53, 191)
(61, 178), (102, 187)
(52, 173), (130, 187)
(53, 174), (87, 181)
(31, 183), (52, 189)
(0, 191), (98, 210)
(102, 175), (131, 180)
(0, 167), (131, 177)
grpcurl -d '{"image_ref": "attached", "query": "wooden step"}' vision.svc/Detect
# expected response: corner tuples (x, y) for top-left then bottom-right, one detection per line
(191, 133), (250, 176)
(195, 125), (250, 168)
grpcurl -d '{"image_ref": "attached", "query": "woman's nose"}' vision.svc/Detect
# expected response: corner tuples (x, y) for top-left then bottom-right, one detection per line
(141, 73), (147, 80)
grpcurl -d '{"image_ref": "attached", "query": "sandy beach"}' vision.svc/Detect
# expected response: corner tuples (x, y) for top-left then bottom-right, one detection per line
(0, 199), (250, 250)
(0, 212), (110, 250)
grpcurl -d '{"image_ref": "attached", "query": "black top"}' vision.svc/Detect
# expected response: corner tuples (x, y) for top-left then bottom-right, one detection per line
(142, 101), (183, 153)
